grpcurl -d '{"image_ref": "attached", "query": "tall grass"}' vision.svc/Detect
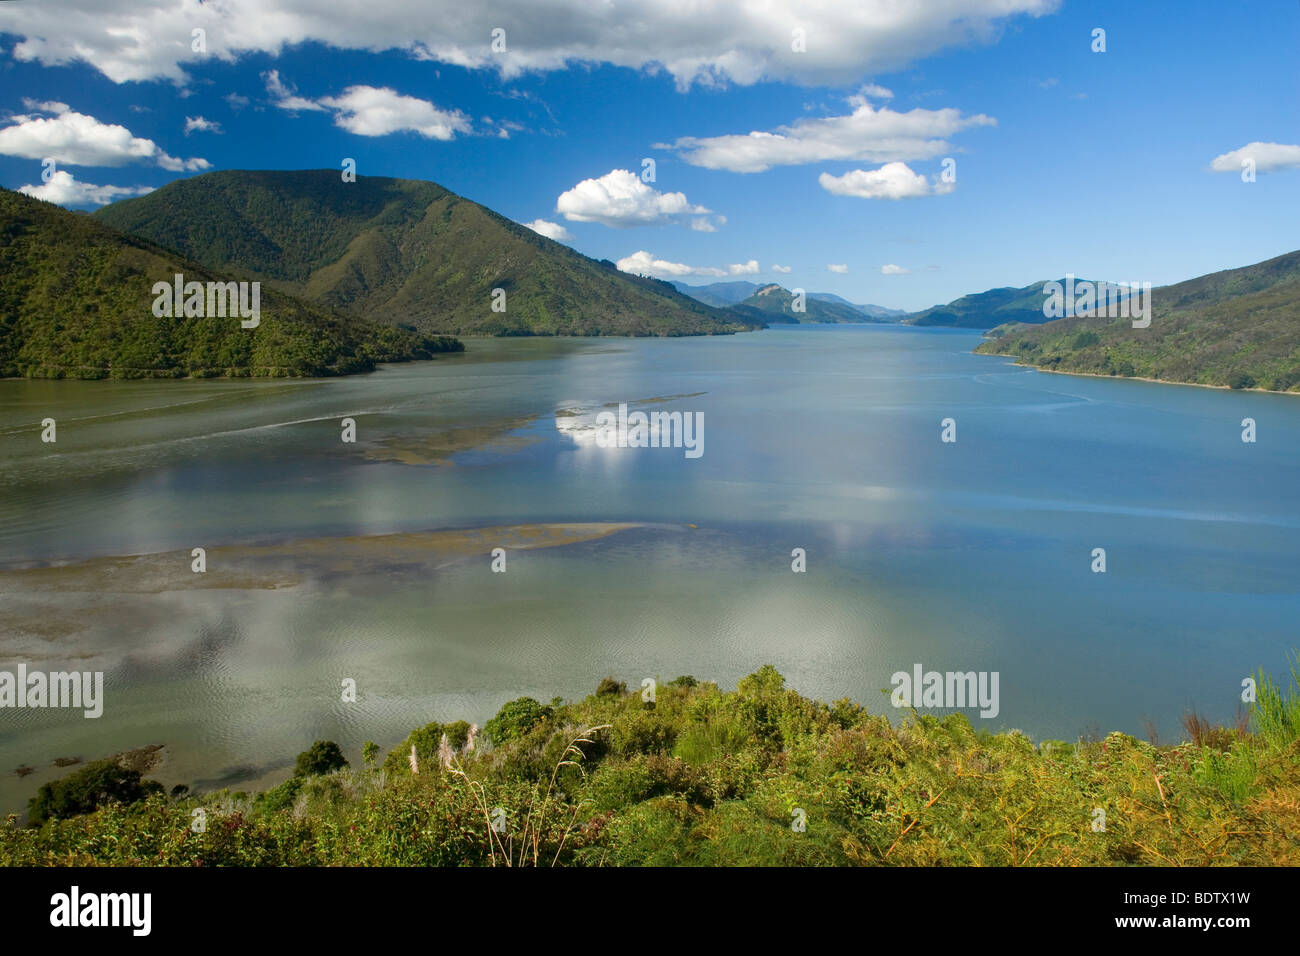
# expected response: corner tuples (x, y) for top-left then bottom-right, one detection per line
(1252, 651), (1300, 751)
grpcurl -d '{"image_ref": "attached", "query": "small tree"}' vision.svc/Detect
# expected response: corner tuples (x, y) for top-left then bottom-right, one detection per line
(485, 698), (553, 744)
(294, 740), (348, 778)
(28, 759), (163, 825)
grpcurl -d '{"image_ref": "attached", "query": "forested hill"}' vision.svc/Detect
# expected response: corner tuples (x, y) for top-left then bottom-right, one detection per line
(729, 283), (892, 324)
(903, 279), (1081, 328)
(0, 187), (460, 379)
(976, 250), (1300, 391)
(94, 169), (761, 337)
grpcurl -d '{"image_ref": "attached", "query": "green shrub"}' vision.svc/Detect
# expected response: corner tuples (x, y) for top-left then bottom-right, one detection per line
(383, 720), (472, 775)
(27, 759), (164, 824)
(255, 776), (304, 814)
(596, 677), (626, 697)
(485, 697), (553, 744)
(294, 740), (348, 778)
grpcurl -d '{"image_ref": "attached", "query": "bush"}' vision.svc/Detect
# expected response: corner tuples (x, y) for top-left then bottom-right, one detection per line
(294, 740), (348, 778)
(383, 720), (473, 775)
(255, 775), (304, 814)
(596, 677), (626, 697)
(27, 759), (164, 824)
(485, 698), (553, 744)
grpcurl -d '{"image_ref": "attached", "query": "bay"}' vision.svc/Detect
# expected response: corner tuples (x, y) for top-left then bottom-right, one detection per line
(1, 324), (1297, 811)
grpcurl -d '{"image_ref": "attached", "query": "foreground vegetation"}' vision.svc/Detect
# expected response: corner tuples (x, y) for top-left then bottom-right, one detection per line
(4, 659), (1298, 866)
(1, 187), (461, 379)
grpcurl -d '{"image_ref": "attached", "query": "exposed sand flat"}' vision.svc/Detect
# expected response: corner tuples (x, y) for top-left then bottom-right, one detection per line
(0, 522), (642, 595)
(363, 414), (541, 465)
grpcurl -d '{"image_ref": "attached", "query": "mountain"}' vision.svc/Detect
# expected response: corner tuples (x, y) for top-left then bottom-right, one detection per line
(0, 187), (459, 380)
(975, 249), (1300, 391)
(669, 280), (761, 307)
(805, 292), (906, 320)
(902, 279), (1088, 328)
(671, 281), (904, 320)
(726, 283), (894, 324)
(94, 170), (759, 337)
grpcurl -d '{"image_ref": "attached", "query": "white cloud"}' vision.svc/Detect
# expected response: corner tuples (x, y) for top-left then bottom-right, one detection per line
(881, 264), (910, 275)
(184, 115), (221, 134)
(1210, 142), (1300, 174)
(827, 263), (849, 274)
(771, 264), (792, 273)
(818, 161), (953, 199)
(663, 96), (994, 173)
(492, 119), (527, 139)
(0, 1), (1059, 88)
(690, 215), (726, 232)
(0, 101), (209, 170)
(21, 98), (69, 114)
(262, 73), (471, 139)
(17, 169), (153, 207)
(616, 250), (759, 279)
(224, 93), (250, 111)
(317, 86), (471, 139)
(263, 70), (327, 112)
(556, 169), (710, 228)
(523, 218), (574, 241)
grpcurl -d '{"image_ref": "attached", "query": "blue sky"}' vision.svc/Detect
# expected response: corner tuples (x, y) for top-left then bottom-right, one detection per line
(1, 0), (1297, 312)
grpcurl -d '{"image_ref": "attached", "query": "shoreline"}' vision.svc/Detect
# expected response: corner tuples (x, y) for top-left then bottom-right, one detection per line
(983, 353), (1300, 397)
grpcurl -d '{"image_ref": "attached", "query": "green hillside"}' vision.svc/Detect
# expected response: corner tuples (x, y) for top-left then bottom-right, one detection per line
(976, 250), (1300, 391)
(730, 283), (880, 324)
(904, 279), (1085, 328)
(806, 292), (905, 320)
(670, 279), (762, 307)
(93, 170), (759, 337)
(0, 187), (460, 379)
(670, 281), (903, 320)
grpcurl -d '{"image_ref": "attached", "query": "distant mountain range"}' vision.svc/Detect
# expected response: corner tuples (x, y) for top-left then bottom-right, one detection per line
(901, 279), (1094, 328)
(672, 280), (904, 321)
(14, 166), (1296, 390)
(94, 170), (760, 338)
(0, 187), (459, 379)
(976, 250), (1300, 392)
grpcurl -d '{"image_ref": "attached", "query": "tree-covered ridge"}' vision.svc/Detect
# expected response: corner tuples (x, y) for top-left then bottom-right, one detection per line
(4, 658), (1297, 866)
(976, 250), (1300, 391)
(903, 279), (1090, 328)
(0, 188), (462, 379)
(729, 283), (888, 324)
(93, 170), (762, 337)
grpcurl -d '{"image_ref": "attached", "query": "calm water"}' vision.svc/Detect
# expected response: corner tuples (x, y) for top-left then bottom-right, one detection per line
(1, 325), (1298, 810)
